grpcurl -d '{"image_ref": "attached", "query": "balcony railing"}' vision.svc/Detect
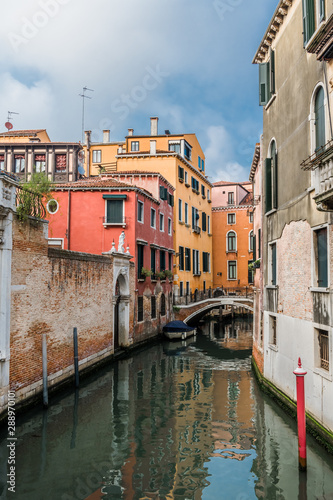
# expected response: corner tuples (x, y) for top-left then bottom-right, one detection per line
(193, 225), (201, 234)
(15, 185), (46, 220)
(301, 141), (333, 210)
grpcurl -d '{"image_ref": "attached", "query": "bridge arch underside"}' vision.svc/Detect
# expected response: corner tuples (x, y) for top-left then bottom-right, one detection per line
(185, 302), (253, 327)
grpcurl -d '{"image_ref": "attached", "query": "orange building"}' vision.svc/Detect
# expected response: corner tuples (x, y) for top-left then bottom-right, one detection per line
(212, 181), (253, 290)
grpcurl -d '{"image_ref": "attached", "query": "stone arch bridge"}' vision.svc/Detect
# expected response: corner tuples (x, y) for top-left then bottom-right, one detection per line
(174, 297), (253, 326)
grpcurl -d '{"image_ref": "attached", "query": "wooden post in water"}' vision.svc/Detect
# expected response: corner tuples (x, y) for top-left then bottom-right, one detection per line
(293, 357), (307, 471)
(42, 333), (48, 408)
(73, 327), (79, 388)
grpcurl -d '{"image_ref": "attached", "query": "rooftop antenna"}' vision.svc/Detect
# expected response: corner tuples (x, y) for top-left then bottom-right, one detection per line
(5, 111), (19, 131)
(79, 86), (94, 143)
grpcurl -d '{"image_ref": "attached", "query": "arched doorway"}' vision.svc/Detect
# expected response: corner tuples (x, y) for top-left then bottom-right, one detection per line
(114, 280), (121, 350)
(113, 270), (130, 349)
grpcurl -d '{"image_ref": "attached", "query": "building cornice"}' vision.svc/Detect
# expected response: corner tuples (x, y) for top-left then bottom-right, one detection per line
(249, 143), (261, 181)
(212, 205), (253, 212)
(252, 0), (293, 64)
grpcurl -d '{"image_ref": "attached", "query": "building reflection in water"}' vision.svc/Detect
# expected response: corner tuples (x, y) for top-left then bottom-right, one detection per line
(2, 316), (333, 499)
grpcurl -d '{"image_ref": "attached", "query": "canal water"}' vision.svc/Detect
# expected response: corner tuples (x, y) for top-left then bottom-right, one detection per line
(1, 316), (333, 500)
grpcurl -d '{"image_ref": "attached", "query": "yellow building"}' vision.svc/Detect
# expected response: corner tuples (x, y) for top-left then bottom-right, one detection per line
(84, 117), (213, 298)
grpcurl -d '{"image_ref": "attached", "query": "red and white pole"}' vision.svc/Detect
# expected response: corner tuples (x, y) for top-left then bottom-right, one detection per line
(293, 357), (307, 471)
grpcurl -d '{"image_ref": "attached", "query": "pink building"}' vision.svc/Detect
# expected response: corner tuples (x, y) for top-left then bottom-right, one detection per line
(46, 174), (175, 341)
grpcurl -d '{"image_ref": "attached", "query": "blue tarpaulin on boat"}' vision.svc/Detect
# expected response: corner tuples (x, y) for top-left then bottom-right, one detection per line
(163, 321), (194, 332)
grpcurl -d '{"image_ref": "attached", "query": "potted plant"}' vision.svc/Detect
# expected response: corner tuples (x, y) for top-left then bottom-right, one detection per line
(140, 267), (153, 280)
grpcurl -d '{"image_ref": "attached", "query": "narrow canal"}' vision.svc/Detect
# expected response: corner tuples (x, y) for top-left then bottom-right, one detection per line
(1, 315), (333, 500)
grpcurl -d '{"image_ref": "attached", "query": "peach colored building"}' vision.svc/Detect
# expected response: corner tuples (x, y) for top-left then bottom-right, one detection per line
(212, 181), (253, 290)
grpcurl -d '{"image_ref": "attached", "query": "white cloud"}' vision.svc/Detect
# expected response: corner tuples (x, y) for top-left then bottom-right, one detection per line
(204, 125), (250, 183)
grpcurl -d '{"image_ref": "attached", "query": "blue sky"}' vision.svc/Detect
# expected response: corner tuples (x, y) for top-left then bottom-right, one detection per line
(1, 0), (278, 182)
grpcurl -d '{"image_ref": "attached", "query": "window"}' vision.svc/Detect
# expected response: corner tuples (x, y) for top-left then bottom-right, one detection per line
(168, 193), (174, 206)
(203, 252), (210, 273)
(168, 218), (172, 235)
(178, 165), (184, 181)
(160, 294), (166, 316)
(269, 315), (277, 346)
(55, 154), (66, 172)
(228, 261), (237, 280)
(151, 208), (156, 228)
(92, 150), (101, 163)
(137, 244), (145, 279)
(14, 155), (25, 173)
(249, 231), (254, 252)
(269, 242), (277, 286)
(191, 176), (199, 192)
(249, 212), (254, 223)
(186, 281), (190, 296)
(184, 141), (192, 160)
(160, 250), (166, 271)
(228, 192), (234, 205)
(258, 228), (261, 258)
(265, 139), (278, 213)
(202, 159), (205, 172)
(207, 215), (211, 234)
(138, 296), (143, 322)
(259, 48), (275, 106)
(160, 186), (168, 200)
(248, 260), (254, 284)
(151, 248), (156, 276)
(169, 142), (180, 153)
(178, 199), (183, 222)
(185, 248), (191, 271)
(106, 199), (124, 224)
(201, 185), (205, 197)
(198, 156), (201, 170)
(168, 252), (172, 271)
(313, 226), (328, 287)
(228, 213), (236, 225)
(207, 189), (210, 201)
(302, 0), (315, 46)
(35, 154), (46, 173)
(184, 171), (188, 184)
(0, 155), (4, 169)
(179, 246), (184, 271)
(159, 213), (164, 232)
(314, 86), (326, 152)
(131, 141), (139, 152)
(192, 207), (199, 230)
(193, 249), (200, 275)
(138, 201), (144, 223)
(202, 212), (207, 232)
(151, 296), (156, 319)
(184, 203), (188, 224)
(316, 329), (329, 371)
(46, 199), (59, 214)
(227, 231), (237, 252)
(179, 282), (184, 297)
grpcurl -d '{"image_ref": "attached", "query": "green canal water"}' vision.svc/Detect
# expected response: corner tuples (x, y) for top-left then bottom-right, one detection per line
(1, 316), (333, 500)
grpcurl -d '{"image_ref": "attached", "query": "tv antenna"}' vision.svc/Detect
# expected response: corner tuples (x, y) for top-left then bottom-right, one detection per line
(79, 86), (94, 143)
(5, 111), (19, 131)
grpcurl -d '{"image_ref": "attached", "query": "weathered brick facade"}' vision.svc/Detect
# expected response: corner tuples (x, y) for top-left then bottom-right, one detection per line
(8, 215), (135, 411)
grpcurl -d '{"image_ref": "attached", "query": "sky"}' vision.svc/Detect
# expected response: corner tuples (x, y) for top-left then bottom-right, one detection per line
(1, 0), (278, 182)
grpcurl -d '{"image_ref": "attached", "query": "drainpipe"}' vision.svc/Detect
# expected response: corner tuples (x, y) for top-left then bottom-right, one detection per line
(67, 189), (71, 250)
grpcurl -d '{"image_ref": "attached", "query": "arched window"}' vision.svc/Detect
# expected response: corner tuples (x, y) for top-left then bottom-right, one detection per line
(315, 86), (325, 152)
(160, 293), (166, 316)
(265, 139), (278, 213)
(227, 231), (237, 252)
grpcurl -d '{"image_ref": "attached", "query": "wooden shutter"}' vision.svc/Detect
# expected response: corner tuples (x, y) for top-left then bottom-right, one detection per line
(273, 151), (278, 209)
(317, 228), (328, 287)
(265, 158), (272, 213)
(259, 63), (270, 106)
(302, 0), (315, 46)
(253, 235), (257, 261)
(270, 49), (275, 96)
(107, 200), (123, 223)
(272, 244), (277, 285)
(315, 87), (325, 151)
(151, 248), (156, 274)
(202, 212), (207, 231)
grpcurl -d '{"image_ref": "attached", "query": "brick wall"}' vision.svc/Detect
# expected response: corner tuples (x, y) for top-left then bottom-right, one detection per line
(9, 215), (135, 407)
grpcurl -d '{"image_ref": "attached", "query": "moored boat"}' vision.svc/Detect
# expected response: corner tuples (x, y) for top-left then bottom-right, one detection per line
(162, 320), (196, 340)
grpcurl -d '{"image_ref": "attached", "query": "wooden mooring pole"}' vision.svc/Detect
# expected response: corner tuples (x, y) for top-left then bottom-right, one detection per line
(73, 327), (79, 388)
(293, 357), (307, 471)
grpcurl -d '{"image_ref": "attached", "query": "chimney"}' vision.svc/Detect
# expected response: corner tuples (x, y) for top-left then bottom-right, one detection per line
(103, 130), (110, 143)
(150, 117), (158, 136)
(150, 140), (156, 155)
(84, 130), (91, 147)
(128, 128), (134, 136)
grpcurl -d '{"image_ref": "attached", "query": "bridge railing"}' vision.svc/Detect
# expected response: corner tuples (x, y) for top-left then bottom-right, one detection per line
(173, 286), (253, 306)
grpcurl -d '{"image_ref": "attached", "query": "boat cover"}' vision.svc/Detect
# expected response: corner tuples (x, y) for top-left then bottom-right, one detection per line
(163, 320), (194, 332)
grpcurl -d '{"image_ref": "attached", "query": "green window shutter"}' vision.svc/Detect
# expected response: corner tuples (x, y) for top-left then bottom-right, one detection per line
(160, 186), (167, 200)
(259, 63), (270, 106)
(106, 200), (123, 223)
(253, 235), (256, 261)
(317, 228), (328, 287)
(258, 228), (261, 258)
(273, 151), (278, 209)
(137, 245), (144, 278)
(151, 248), (156, 273)
(272, 244), (277, 285)
(265, 158), (272, 213)
(270, 49), (275, 96)
(202, 212), (207, 231)
(320, 0), (325, 21)
(302, 0), (315, 46)
(315, 87), (325, 151)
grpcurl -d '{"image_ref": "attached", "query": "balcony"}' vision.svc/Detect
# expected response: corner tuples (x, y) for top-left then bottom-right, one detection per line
(301, 141), (333, 210)
(192, 225), (201, 234)
(306, 14), (333, 61)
